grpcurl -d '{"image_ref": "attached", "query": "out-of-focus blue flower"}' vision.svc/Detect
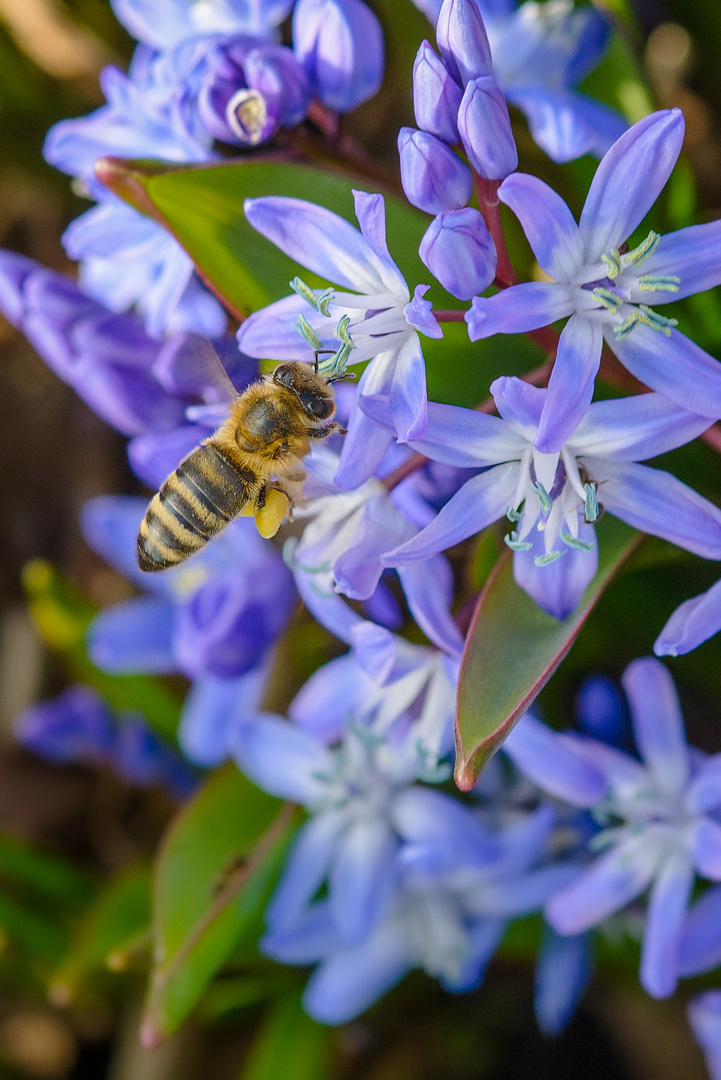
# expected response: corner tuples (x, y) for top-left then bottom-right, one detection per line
(534, 927), (593, 1037)
(575, 674), (627, 746)
(292, 0), (384, 113)
(237, 190), (442, 471)
(80, 496), (295, 682)
(468, 110), (721, 453)
(0, 251), (191, 436)
(371, 380), (718, 620)
(415, 0), (626, 163)
(419, 207), (496, 300)
(198, 38), (310, 145)
(110, 0), (294, 50)
(15, 686), (196, 800)
(506, 658), (721, 999)
(688, 993), (721, 1080)
(44, 61), (227, 338)
(263, 794), (576, 1024)
(677, 883), (721, 980)
(457, 74), (517, 179)
(655, 577), (721, 658)
(398, 128), (474, 215)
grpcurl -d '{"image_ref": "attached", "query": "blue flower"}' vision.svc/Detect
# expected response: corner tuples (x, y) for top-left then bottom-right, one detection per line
(688, 993), (721, 1080)
(110, 0), (293, 50)
(467, 110), (721, 452)
(292, 0), (384, 113)
(505, 658), (721, 999)
(373, 379), (720, 620)
(655, 576), (721, 658)
(415, 0), (626, 164)
(236, 189), (442, 475)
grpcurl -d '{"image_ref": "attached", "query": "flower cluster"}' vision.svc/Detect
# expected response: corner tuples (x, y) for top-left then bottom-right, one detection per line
(7, 0), (721, 1067)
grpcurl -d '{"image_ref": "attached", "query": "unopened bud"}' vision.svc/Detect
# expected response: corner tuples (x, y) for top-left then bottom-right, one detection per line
(419, 208), (496, 300)
(457, 75), (518, 179)
(293, 0), (384, 112)
(398, 127), (473, 215)
(436, 0), (492, 86)
(413, 40), (462, 144)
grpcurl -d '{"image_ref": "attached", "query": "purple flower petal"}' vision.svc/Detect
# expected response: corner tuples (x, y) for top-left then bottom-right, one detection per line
(289, 654), (374, 740)
(329, 817), (398, 942)
(231, 716), (334, 804)
(397, 555), (464, 656)
(178, 666), (269, 767)
(512, 522), (599, 621)
(608, 323), (721, 421)
(508, 88), (627, 165)
(688, 992), (721, 1080)
(640, 849), (694, 998)
(690, 819), (721, 880)
(504, 713), (607, 807)
(499, 173), (583, 281)
(580, 109), (685, 260)
(266, 811), (348, 932)
(384, 464), (518, 565)
(535, 929), (592, 1037)
(569, 393), (712, 463)
(628, 220), (721, 305)
(535, 314), (603, 453)
(585, 458), (721, 560)
(678, 886), (721, 977)
(621, 657), (689, 795)
(466, 282), (574, 340)
(390, 335), (429, 442)
(87, 597), (177, 674)
(655, 580), (721, 658)
(686, 755), (721, 815)
(399, 400), (525, 467)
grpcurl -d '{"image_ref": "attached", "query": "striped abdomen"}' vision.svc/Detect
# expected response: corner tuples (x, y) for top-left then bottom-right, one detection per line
(138, 442), (257, 571)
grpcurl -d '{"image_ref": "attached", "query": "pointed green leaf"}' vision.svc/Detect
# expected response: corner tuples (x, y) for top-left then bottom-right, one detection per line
(50, 863), (151, 1005)
(241, 991), (331, 1080)
(142, 764), (298, 1045)
(455, 516), (641, 789)
(0, 833), (92, 907)
(22, 559), (181, 739)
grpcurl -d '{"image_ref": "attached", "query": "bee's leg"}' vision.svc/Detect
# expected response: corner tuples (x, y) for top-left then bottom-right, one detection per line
(309, 422), (346, 439)
(253, 481), (290, 539)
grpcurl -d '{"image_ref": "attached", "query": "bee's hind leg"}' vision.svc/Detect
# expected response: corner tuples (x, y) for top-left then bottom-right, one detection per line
(309, 422), (346, 438)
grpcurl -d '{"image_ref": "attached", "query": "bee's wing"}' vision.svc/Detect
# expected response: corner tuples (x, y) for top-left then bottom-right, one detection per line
(196, 339), (241, 404)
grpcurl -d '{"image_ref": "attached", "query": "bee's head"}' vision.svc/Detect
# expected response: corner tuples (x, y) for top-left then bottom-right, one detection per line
(272, 362), (336, 422)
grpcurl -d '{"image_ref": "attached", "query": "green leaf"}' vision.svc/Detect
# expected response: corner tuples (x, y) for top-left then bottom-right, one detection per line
(142, 765), (298, 1045)
(199, 973), (292, 1026)
(100, 158), (461, 320)
(454, 516), (641, 789)
(240, 991), (331, 1080)
(0, 833), (92, 907)
(22, 559), (182, 740)
(49, 863), (151, 1006)
(0, 892), (68, 960)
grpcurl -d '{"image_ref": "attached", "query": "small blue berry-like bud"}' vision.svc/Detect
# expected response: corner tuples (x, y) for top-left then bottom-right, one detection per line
(436, 0), (492, 87)
(398, 127), (473, 215)
(419, 208), (496, 300)
(292, 0), (384, 113)
(413, 41), (462, 145)
(457, 75), (518, 180)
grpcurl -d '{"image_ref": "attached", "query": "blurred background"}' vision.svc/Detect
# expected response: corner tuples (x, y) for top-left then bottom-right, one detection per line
(1, 0), (721, 1077)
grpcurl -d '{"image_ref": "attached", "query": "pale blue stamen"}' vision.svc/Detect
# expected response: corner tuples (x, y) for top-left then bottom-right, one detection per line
(622, 230), (660, 268)
(317, 288), (335, 317)
(561, 530), (594, 551)
(535, 551), (563, 566)
(415, 742), (452, 783)
(506, 506), (522, 523)
(584, 482), (598, 523)
(531, 481), (552, 517)
(613, 306), (678, 341)
(601, 249), (622, 279)
(336, 314), (354, 347)
(295, 314), (324, 350)
(289, 276), (335, 316)
(593, 287), (622, 314)
(504, 531), (532, 552)
(636, 274), (680, 293)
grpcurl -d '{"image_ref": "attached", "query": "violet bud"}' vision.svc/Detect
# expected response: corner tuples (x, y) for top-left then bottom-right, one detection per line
(436, 0), (492, 86)
(292, 0), (384, 113)
(15, 686), (116, 766)
(413, 40), (462, 145)
(419, 207), (496, 300)
(457, 75), (518, 179)
(398, 127), (473, 215)
(244, 45), (310, 129)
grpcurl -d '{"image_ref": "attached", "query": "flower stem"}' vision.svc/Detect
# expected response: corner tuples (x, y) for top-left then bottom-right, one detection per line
(433, 310), (467, 322)
(474, 173), (517, 288)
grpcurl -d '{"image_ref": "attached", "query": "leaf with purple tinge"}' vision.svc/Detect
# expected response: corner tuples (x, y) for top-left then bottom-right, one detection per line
(454, 515), (640, 790)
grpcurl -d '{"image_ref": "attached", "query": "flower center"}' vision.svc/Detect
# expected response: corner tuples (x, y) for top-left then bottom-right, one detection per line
(588, 231), (681, 341)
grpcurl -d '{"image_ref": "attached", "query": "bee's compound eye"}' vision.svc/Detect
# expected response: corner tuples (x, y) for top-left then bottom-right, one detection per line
(299, 391), (334, 420)
(272, 365), (295, 389)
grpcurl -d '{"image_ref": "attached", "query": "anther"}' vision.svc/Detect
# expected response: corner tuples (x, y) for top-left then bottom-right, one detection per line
(504, 531), (532, 552)
(295, 314), (324, 350)
(584, 482), (598, 523)
(531, 481), (552, 517)
(601, 249), (622, 279)
(225, 88), (267, 144)
(561, 530), (594, 551)
(636, 274), (681, 293)
(535, 551), (563, 566)
(622, 230), (660, 268)
(506, 506), (522, 523)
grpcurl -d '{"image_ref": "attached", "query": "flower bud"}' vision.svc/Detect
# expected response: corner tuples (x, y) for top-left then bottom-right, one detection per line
(398, 127), (473, 215)
(413, 40), (462, 144)
(293, 0), (384, 113)
(457, 75), (518, 179)
(419, 207), (496, 300)
(436, 0), (492, 86)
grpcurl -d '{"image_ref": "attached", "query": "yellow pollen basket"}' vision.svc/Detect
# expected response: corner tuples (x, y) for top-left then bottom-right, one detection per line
(254, 489), (290, 539)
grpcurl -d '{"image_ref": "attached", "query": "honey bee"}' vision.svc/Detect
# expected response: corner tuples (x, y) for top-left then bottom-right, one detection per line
(137, 349), (347, 572)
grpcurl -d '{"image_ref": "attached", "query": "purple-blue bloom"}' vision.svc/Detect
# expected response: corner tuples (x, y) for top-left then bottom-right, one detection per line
(16, 686), (196, 800)
(292, 0), (384, 113)
(467, 110), (721, 452)
(506, 658), (721, 999)
(110, 0), (293, 50)
(372, 379), (719, 620)
(236, 190), (442, 478)
(655, 576), (721, 658)
(688, 993), (721, 1080)
(419, 207), (497, 301)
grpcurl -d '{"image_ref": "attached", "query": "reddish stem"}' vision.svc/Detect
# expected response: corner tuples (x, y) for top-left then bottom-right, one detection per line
(433, 309), (467, 322)
(474, 173), (517, 289)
